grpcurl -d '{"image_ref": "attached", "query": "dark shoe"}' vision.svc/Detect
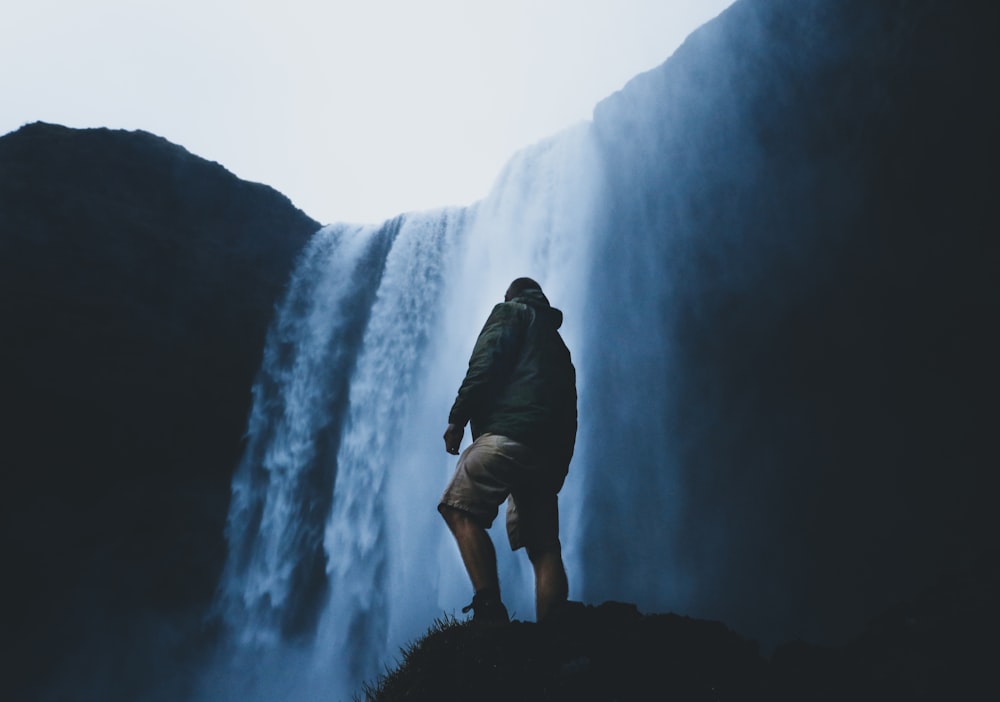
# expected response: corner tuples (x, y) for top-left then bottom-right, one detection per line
(462, 590), (510, 624)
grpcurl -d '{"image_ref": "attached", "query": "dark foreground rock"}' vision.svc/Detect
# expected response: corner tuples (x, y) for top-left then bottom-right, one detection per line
(364, 602), (768, 702)
(364, 549), (998, 702)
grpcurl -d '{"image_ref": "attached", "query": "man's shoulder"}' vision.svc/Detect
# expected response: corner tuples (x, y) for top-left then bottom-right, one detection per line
(486, 301), (532, 324)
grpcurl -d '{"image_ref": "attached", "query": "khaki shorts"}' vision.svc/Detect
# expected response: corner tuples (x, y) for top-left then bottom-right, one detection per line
(438, 433), (562, 552)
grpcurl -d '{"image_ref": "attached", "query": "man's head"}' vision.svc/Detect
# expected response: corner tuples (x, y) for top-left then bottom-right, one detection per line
(504, 277), (543, 302)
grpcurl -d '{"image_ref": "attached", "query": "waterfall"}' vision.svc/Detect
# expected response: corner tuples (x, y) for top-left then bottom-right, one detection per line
(218, 222), (393, 648)
(204, 122), (603, 701)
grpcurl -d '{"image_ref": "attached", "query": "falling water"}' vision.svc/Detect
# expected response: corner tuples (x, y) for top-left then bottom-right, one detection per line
(218, 222), (393, 648)
(203, 123), (603, 701)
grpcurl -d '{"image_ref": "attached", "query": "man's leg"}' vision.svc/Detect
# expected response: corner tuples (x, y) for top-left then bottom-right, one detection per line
(439, 504), (500, 595)
(526, 543), (569, 622)
(438, 434), (516, 622)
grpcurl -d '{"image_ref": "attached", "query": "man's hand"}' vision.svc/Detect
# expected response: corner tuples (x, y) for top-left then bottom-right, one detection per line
(443, 423), (464, 455)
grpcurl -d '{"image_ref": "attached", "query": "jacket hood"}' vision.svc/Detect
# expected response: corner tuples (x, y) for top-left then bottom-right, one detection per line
(512, 288), (563, 329)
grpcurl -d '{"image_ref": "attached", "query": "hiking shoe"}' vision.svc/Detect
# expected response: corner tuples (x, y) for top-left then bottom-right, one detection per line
(462, 590), (510, 624)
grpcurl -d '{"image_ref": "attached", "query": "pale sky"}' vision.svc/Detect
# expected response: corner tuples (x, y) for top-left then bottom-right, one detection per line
(2, 0), (734, 225)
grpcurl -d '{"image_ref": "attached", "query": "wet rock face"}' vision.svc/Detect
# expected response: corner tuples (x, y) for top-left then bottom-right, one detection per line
(582, 0), (1000, 648)
(0, 121), (320, 697)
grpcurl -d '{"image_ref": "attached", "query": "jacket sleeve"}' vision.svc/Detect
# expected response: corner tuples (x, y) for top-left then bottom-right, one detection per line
(448, 303), (526, 427)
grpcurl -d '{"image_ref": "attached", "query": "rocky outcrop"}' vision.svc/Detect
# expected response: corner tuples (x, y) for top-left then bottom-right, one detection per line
(366, 602), (767, 701)
(0, 122), (320, 698)
(364, 548), (998, 701)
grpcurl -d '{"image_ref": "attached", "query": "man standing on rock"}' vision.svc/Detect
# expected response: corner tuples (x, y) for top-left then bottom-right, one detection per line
(439, 277), (578, 624)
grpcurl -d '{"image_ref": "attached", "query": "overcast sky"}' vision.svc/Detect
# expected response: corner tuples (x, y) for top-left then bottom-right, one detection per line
(2, 0), (734, 225)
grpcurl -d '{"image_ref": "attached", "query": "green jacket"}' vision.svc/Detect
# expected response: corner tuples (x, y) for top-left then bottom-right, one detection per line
(448, 288), (577, 475)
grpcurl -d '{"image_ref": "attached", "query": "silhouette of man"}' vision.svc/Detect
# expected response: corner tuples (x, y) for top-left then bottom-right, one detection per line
(439, 277), (577, 623)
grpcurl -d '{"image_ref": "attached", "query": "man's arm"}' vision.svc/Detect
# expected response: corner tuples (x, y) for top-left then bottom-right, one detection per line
(443, 423), (464, 454)
(445, 303), (525, 443)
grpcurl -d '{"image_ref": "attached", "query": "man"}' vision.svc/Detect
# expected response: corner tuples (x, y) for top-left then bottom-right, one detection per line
(439, 277), (577, 624)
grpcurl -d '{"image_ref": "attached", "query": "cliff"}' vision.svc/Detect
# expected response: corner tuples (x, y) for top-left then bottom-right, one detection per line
(578, 0), (999, 648)
(0, 122), (320, 698)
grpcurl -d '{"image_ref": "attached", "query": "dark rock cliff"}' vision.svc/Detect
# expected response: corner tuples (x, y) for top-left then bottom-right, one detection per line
(580, 0), (1000, 648)
(0, 122), (320, 699)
